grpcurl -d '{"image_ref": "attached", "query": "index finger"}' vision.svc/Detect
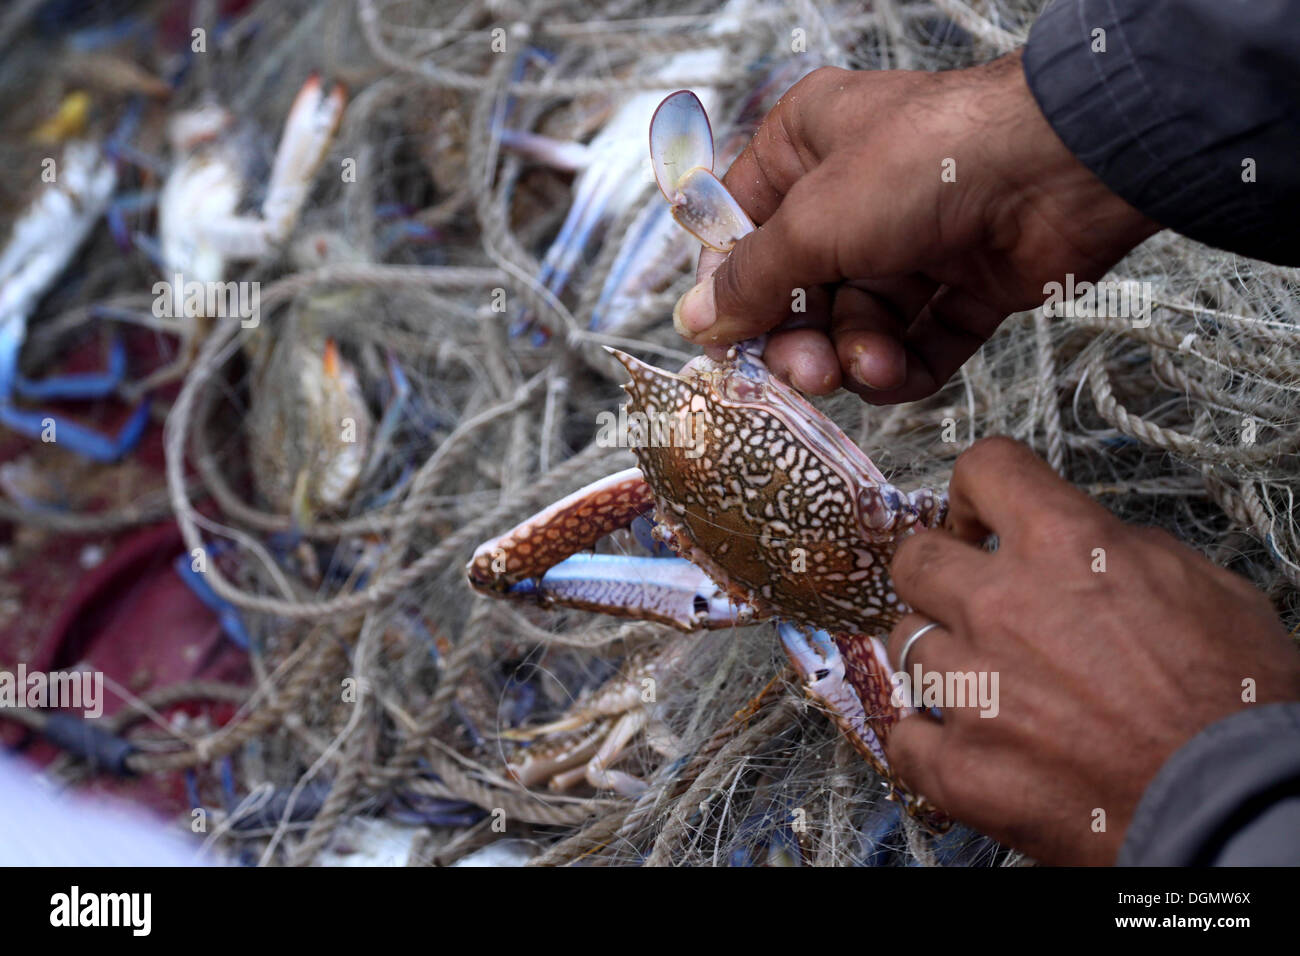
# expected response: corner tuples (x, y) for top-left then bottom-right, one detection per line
(946, 436), (1105, 545)
(716, 69), (840, 224)
(716, 120), (806, 226)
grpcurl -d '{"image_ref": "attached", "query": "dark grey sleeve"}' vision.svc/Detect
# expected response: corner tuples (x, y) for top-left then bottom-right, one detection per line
(1023, 0), (1300, 266)
(1118, 703), (1300, 866)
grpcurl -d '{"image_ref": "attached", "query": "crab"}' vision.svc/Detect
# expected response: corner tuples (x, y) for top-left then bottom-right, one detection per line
(0, 126), (152, 462)
(495, 0), (760, 342)
(498, 642), (693, 797)
(133, 74), (346, 394)
(468, 91), (950, 829)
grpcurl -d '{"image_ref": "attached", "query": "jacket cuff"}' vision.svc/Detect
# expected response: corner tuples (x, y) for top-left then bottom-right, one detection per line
(1118, 703), (1300, 865)
(1023, 0), (1300, 264)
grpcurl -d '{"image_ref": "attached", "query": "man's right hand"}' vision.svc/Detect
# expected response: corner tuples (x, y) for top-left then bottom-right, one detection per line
(885, 438), (1300, 864)
(674, 53), (1160, 403)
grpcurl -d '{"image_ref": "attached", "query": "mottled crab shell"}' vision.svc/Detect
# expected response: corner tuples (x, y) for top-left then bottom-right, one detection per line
(609, 345), (922, 636)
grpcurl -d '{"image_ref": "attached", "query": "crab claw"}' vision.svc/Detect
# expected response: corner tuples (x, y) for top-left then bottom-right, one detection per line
(777, 622), (895, 773)
(649, 90), (716, 200)
(650, 91), (755, 253)
(669, 166), (755, 253)
(262, 74), (347, 236)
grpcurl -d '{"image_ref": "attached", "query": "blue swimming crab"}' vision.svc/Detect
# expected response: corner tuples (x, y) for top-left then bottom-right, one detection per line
(468, 92), (949, 829)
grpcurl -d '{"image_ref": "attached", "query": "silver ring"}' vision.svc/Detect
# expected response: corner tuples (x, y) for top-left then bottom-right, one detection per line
(896, 621), (942, 674)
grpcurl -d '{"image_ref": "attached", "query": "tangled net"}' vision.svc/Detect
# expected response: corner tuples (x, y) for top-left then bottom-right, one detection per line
(2, 0), (1297, 866)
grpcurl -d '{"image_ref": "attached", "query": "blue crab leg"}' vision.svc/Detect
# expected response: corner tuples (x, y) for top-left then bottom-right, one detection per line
(507, 553), (758, 631)
(777, 622), (901, 773)
(173, 550), (251, 649)
(778, 621), (950, 832)
(13, 335), (128, 400)
(360, 351), (411, 485)
(0, 397), (151, 463)
(497, 128), (593, 172)
(105, 190), (159, 251)
(468, 467), (758, 630)
(588, 200), (692, 332)
(4, 335), (152, 461)
(510, 164), (623, 340)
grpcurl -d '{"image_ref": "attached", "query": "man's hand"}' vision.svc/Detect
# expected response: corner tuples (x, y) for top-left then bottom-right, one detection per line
(675, 54), (1159, 403)
(883, 437), (1300, 865)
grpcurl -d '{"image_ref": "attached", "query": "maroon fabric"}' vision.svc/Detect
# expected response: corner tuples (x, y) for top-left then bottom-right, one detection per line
(1, 332), (251, 815)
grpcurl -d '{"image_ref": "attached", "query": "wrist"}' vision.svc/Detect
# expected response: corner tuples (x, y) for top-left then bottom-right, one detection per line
(968, 50), (1160, 271)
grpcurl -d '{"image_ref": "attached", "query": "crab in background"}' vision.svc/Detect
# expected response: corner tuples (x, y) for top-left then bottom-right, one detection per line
(0, 132), (142, 462)
(494, 0), (757, 342)
(469, 91), (950, 830)
(158, 74), (345, 281)
(0, 73), (348, 464)
(133, 73), (346, 394)
(164, 77), (387, 526)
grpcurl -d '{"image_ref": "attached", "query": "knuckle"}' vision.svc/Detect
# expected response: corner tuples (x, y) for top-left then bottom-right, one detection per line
(779, 179), (830, 242)
(1021, 508), (1105, 555)
(891, 532), (945, 591)
(793, 66), (851, 99)
(963, 581), (1010, 629)
(957, 436), (1025, 479)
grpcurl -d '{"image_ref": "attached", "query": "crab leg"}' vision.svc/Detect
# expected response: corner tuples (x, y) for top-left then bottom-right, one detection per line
(588, 200), (693, 332)
(468, 468), (758, 630)
(504, 553), (757, 630)
(551, 708), (650, 797)
(469, 467), (655, 588)
(0, 398), (151, 463)
(507, 720), (611, 789)
(505, 640), (691, 796)
(778, 621), (950, 831)
(0, 140), (156, 462)
(497, 128), (592, 173)
(777, 622), (903, 773)
(13, 335), (128, 400)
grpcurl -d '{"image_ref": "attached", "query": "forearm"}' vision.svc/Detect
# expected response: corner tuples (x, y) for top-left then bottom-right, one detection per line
(1119, 703), (1300, 865)
(1024, 0), (1300, 265)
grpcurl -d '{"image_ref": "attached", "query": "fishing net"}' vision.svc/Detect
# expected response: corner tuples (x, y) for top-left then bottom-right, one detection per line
(2, 0), (1296, 866)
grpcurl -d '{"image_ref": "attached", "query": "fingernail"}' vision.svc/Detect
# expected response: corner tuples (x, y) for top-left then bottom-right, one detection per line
(673, 278), (716, 336)
(852, 346), (886, 391)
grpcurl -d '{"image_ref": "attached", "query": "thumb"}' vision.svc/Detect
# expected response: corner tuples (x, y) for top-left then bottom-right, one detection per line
(673, 168), (848, 346)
